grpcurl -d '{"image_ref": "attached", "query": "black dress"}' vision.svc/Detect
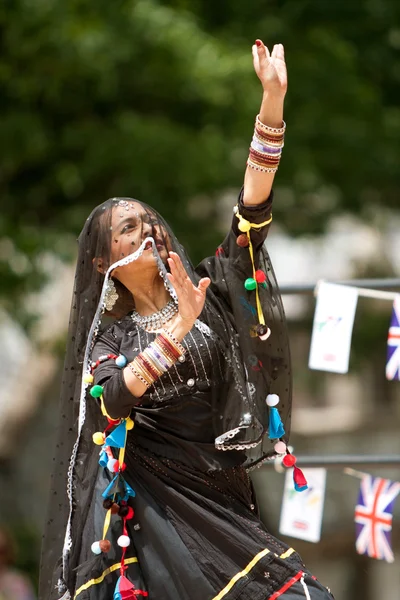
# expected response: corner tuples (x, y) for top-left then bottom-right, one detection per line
(69, 197), (334, 600)
(71, 323), (328, 600)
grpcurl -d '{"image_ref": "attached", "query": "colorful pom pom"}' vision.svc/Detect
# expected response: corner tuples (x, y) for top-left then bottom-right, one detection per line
(238, 218), (251, 232)
(99, 540), (112, 553)
(256, 323), (271, 340)
(244, 278), (257, 291)
(126, 417), (134, 431)
(236, 234), (249, 248)
(90, 385), (104, 398)
(115, 355), (127, 368)
(117, 535), (131, 548)
(255, 270), (267, 283)
(282, 453), (297, 467)
(91, 541), (102, 555)
(266, 394), (279, 407)
(92, 432), (105, 445)
(111, 503), (120, 515)
(107, 458), (118, 472)
(274, 441), (287, 454)
(126, 507), (135, 520)
(83, 373), (94, 384)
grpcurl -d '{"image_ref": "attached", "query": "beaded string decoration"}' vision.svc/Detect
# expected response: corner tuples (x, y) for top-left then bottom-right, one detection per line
(266, 394), (308, 493)
(82, 330), (186, 598)
(83, 354), (149, 599)
(234, 206), (273, 341)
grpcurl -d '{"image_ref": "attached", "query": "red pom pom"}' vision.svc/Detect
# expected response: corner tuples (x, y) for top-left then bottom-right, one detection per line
(126, 507), (135, 520)
(255, 270), (267, 283)
(99, 539), (111, 553)
(113, 461), (120, 473)
(236, 234), (249, 248)
(282, 454), (297, 468)
(120, 462), (126, 472)
(111, 503), (120, 515)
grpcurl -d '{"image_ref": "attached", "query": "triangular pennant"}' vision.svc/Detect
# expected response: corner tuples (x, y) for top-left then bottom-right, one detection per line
(114, 575), (136, 600)
(105, 422), (127, 449)
(268, 407), (285, 439)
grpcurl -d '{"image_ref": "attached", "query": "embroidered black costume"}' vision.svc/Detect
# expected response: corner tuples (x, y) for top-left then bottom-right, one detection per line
(39, 191), (333, 600)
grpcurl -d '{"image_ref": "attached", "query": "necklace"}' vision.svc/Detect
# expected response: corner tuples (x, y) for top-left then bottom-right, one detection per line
(131, 299), (178, 331)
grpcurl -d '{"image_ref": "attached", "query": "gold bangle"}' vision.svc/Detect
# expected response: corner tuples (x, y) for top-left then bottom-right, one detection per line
(255, 114), (286, 135)
(161, 328), (186, 355)
(129, 361), (153, 388)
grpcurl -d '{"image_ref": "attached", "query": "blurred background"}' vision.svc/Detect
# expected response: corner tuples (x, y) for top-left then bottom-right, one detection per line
(1, 0), (400, 598)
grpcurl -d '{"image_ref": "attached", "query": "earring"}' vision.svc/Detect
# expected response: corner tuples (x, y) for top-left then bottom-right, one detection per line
(104, 278), (119, 311)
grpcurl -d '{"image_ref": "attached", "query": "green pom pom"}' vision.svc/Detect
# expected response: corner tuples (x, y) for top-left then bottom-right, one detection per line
(90, 384), (104, 398)
(244, 278), (257, 291)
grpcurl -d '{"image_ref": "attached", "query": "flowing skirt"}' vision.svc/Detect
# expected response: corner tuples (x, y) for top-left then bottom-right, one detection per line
(73, 442), (333, 600)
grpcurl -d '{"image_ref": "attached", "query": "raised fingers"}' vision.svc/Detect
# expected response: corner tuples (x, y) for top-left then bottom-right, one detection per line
(272, 43), (285, 61)
(167, 252), (189, 286)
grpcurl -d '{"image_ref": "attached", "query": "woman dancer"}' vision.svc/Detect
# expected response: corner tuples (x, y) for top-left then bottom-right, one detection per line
(40, 41), (334, 600)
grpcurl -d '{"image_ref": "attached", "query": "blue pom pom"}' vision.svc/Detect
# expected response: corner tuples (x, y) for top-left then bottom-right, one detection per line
(115, 355), (127, 368)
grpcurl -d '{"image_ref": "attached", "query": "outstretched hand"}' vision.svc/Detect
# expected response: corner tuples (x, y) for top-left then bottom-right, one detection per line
(252, 40), (287, 97)
(167, 252), (211, 327)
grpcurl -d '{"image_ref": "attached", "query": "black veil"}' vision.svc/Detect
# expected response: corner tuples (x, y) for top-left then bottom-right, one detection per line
(39, 194), (292, 599)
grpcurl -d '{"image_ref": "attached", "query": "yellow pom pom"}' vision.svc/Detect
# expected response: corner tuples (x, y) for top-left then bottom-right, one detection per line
(83, 373), (94, 384)
(238, 218), (251, 233)
(92, 432), (105, 445)
(126, 417), (134, 430)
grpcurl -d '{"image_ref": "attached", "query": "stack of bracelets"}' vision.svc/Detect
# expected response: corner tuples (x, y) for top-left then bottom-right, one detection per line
(129, 328), (186, 388)
(247, 114), (286, 173)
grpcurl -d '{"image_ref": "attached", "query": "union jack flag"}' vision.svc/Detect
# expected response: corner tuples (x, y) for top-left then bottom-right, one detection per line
(355, 475), (400, 563)
(386, 295), (400, 381)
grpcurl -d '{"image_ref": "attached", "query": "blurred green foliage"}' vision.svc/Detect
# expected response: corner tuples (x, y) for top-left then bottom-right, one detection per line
(1, 0), (400, 315)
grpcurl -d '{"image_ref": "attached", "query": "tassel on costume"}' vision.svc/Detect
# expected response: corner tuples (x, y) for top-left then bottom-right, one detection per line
(268, 406), (285, 439)
(114, 575), (147, 599)
(293, 465), (308, 492)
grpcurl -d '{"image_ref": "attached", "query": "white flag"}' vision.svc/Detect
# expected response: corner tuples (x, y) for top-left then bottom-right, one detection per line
(279, 468), (327, 543)
(309, 282), (358, 374)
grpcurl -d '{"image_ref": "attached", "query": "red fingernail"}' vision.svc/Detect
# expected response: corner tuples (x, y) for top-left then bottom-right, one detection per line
(255, 40), (262, 47)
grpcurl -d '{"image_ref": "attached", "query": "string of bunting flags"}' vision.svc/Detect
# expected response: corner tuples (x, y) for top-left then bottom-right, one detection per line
(308, 281), (400, 380)
(273, 280), (400, 562)
(274, 458), (400, 564)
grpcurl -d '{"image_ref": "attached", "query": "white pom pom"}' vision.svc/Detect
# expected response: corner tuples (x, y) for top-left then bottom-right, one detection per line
(91, 541), (102, 555)
(107, 458), (118, 472)
(117, 535), (131, 548)
(266, 394), (279, 407)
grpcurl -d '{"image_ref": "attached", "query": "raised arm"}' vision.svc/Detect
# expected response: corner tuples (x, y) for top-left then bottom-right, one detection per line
(243, 40), (287, 206)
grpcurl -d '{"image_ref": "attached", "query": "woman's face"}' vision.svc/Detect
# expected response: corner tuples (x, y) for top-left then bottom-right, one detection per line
(108, 199), (170, 274)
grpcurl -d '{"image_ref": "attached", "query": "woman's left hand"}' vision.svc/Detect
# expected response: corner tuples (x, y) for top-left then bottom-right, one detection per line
(252, 40), (287, 97)
(167, 252), (211, 328)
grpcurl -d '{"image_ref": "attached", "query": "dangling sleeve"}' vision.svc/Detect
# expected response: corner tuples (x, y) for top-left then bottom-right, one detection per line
(196, 186), (292, 458)
(196, 186), (273, 301)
